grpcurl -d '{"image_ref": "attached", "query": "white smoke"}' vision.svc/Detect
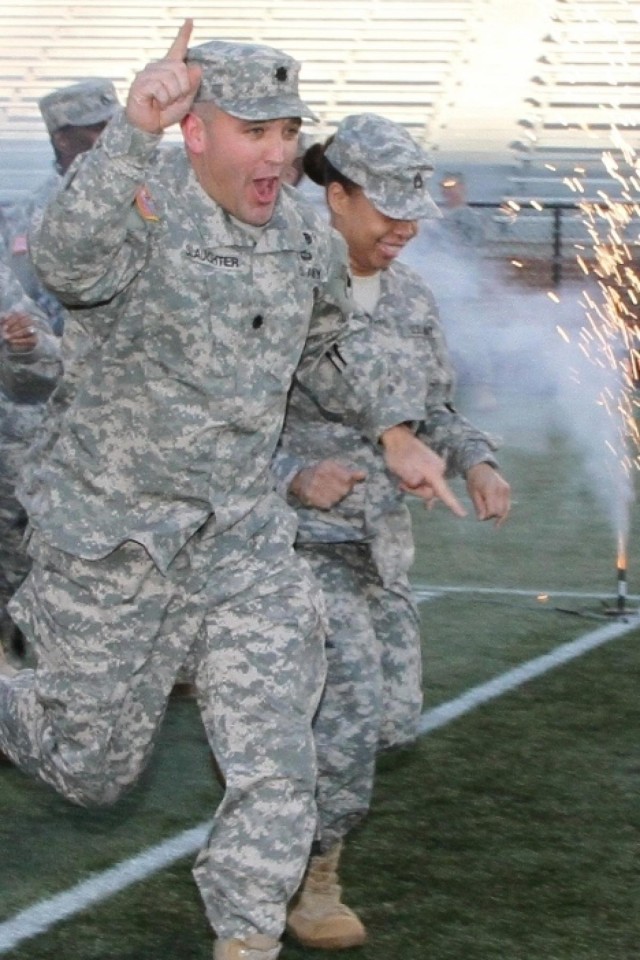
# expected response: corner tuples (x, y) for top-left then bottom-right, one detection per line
(401, 225), (637, 547)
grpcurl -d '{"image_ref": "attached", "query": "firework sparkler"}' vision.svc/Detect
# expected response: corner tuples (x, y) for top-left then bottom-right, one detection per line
(509, 0), (640, 617)
(616, 538), (627, 613)
(578, 129), (640, 614)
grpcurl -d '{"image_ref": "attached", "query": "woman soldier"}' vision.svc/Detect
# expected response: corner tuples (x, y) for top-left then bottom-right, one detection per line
(274, 113), (511, 950)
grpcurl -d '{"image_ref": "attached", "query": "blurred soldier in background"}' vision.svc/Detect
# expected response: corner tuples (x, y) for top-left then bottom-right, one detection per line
(0, 239), (62, 669)
(1, 78), (120, 336)
(438, 170), (485, 245)
(0, 80), (114, 663)
(282, 131), (314, 186)
(405, 169), (498, 411)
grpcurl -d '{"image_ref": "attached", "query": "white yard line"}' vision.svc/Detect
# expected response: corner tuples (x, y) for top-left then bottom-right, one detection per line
(412, 583), (639, 602)
(418, 614), (639, 733)
(0, 825), (211, 953)
(1, 605), (638, 954)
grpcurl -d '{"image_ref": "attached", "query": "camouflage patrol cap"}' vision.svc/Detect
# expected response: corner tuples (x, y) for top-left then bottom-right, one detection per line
(187, 40), (318, 121)
(38, 78), (119, 135)
(325, 113), (440, 220)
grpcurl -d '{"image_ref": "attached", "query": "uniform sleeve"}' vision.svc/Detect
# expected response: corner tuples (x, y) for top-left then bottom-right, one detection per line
(414, 291), (499, 475)
(3, 183), (67, 336)
(0, 251), (63, 402)
(270, 448), (313, 499)
(29, 108), (161, 307)
(417, 404), (500, 476)
(1, 325), (63, 403)
(292, 228), (425, 443)
(0, 241), (35, 315)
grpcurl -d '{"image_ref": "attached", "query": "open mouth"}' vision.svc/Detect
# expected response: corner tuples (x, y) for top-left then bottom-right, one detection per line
(252, 177), (280, 205)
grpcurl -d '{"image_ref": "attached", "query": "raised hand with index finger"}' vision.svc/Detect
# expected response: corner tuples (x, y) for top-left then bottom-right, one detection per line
(126, 19), (203, 135)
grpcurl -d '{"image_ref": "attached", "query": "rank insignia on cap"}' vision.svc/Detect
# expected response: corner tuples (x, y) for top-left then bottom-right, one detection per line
(275, 66), (288, 82)
(135, 185), (160, 222)
(11, 234), (29, 255)
(413, 172), (424, 189)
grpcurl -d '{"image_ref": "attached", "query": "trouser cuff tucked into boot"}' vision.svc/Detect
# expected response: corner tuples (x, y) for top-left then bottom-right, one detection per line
(286, 841), (367, 949)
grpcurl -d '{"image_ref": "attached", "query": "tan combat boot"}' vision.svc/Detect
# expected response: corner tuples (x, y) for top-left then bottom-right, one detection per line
(214, 934), (281, 960)
(286, 842), (366, 949)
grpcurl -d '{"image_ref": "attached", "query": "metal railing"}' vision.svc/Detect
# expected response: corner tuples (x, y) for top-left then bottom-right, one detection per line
(469, 200), (640, 288)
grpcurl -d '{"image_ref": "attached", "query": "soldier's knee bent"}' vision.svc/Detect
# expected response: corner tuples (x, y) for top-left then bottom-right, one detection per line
(43, 747), (141, 808)
(67, 776), (131, 808)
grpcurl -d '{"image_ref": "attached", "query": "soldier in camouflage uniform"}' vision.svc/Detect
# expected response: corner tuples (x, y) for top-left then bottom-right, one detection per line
(0, 24), (467, 960)
(438, 171), (485, 246)
(0, 237), (62, 667)
(273, 114), (511, 950)
(0, 80), (114, 662)
(1, 77), (120, 336)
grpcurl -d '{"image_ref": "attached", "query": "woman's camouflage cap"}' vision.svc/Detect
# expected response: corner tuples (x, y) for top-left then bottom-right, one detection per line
(38, 79), (119, 135)
(187, 40), (318, 121)
(325, 113), (440, 220)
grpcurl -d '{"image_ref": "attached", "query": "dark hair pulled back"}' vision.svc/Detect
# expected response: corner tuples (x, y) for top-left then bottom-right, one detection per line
(302, 136), (358, 194)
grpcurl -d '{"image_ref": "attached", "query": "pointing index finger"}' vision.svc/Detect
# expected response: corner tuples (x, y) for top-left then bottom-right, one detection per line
(166, 18), (193, 61)
(427, 475), (467, 518)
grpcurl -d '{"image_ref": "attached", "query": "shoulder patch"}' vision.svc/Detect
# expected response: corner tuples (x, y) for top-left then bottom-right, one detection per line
(11, 234), (28, 255)
(135, 186), (160, 222)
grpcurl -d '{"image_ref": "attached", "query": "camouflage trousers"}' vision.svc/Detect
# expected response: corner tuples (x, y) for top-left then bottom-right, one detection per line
(2, 495), (327, 940)
(0, 408), (46, 610)
(298, 541), (422, 852)
(0, 479), (30, 654)
(0, 490), (29, 598)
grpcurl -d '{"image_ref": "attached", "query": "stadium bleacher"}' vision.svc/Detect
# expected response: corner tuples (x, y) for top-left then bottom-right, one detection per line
(0, 0), (639, 286)
(0, 0), (484, 203)
(509, 0), (640, 202)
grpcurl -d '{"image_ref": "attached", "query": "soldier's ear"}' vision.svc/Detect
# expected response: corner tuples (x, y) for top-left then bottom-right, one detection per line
(327, 181), (349, 217)
(181, 111), (206, 154)
(50, 129), (68, 153)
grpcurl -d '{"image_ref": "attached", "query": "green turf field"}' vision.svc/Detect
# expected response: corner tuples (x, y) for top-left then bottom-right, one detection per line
(1, 381), (639, 960)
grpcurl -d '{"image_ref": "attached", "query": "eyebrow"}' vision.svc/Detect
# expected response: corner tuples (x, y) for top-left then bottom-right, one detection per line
(240, 118), (302, 128)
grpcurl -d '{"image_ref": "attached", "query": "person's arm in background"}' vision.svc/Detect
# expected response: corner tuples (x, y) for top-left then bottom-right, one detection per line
(414, 288), (510, 524)
(0, 249), (62, 403)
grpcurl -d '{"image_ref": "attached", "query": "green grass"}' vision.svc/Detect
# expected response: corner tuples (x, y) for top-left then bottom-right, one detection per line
(1, 384), (639, 960)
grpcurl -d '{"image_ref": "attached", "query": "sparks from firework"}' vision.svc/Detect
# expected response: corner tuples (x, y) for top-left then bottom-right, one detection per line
(572, 122), (640, 602)
(517, 0), (640, 605)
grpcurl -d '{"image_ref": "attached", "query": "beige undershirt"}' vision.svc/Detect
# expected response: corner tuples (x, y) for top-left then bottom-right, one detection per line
(350, 272), (382, 313)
